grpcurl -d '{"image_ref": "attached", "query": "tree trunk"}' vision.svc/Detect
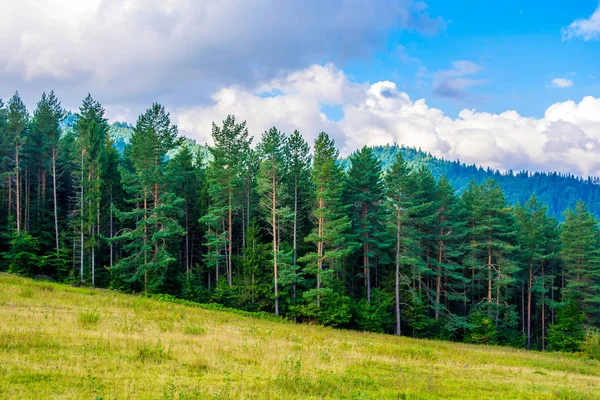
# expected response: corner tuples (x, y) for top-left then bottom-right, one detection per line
(52, 149), (59, 255)
(185, 200), (190, 276)
(395, 203), (402, 336)
(293, 180), (298, 301)
(317, 191), (324, 307)
(541, 261), (545, 351)
(80, 150), (84, 283)
(228, 187), (233, 286)
(435, 228), (443, 320)
(16, 143), (21, 233)
(272, 174), (279, 316)
(527, 262), (532, 349)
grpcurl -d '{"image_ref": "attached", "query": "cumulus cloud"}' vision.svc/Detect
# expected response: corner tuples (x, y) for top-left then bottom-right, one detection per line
(551, 78), (574, 88)
(176, 63), (600, 177)
(562, 3), (600, 41)
(432, 61), (488, 102)
(0, 0), (446, 112)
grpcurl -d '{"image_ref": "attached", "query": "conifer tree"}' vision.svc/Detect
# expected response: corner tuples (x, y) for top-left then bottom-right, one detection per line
(112, 104), (184, 292)
(299, 132), (351, 310)
(257, 127), (289, 315)
(432, 176), (466, 322)
(384, 152), (413, 335)
(6, 92), (29, 234)
(515, 195), (560, 349)
(560, 201), (600, 325)
(74, 94), (109, 285)
(346, 146), (385, 303)
(31, 91), (62, 255)
(284, 130), (312, 271)
(205, 115), (252, 286)
(465, 180), (518, 325)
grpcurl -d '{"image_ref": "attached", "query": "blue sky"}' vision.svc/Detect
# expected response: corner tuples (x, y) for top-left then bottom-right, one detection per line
(339, 0), (600, 118)
(2, 0), (600, 176)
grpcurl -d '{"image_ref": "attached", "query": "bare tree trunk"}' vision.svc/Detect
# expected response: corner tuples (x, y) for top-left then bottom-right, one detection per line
(109, 190), (113, 268)
(435, 229), (443, 320)
(143, 194), (148, 291)
(293, 181), (298, 301)
(80, 150), (84, 283)
(228, 187), (233, 286)
(487, 243), (492, 303)
(527, 262), (532, 349)
(317, 192), (324, 307)
(185, 200), (190, 276)
(52, 149), (59, 255)
(541, 261), (545, 351)
(395, 204), (402, 336)
(16, 144), (21, 233)
(272, 174), (279, 316)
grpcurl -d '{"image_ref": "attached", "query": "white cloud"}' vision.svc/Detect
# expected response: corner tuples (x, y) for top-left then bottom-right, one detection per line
(551, 78), (574, 88)
(562, 3), (600, 41)
(432, 61), (488, 102)
(0, 0), (445, 110)
(176, 63), (600, 177)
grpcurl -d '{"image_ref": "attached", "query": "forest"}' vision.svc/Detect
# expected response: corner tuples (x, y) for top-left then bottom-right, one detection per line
(1, 91), (599, 354)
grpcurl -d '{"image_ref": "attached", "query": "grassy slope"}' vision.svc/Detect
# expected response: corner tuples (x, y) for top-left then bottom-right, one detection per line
(1, 274), (599, 400)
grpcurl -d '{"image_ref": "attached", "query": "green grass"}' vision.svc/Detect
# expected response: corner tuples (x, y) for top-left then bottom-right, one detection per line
(0, 273), (599, 399)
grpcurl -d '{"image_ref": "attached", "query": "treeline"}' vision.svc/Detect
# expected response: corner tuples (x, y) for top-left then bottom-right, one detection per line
(1, 91), (599, 353)
(342, 145), (600, 221)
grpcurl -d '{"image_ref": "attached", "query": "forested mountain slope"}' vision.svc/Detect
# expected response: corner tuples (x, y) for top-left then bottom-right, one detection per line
(105, 121), (600, 219)
(341, 145), (600, 220)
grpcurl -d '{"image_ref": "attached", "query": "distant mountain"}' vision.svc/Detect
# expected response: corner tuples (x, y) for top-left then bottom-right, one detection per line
(341, 145), (600, 220)
(63, 115), (600, 219)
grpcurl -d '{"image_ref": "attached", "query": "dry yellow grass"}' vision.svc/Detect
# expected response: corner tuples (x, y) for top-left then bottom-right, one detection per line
(1, 273), (599, 399)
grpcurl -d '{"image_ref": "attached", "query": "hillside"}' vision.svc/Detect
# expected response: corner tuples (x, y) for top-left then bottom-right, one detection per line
(102, 119), (600, 219)
(341, 145), (600, 220)
(1, 274), (599, 399)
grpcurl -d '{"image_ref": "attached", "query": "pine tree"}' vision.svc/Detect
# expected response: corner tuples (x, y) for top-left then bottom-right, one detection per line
(205, 115), (252, 286)
(346, 146), (386, 303)
(384, 152), (413, 335)
(465, 180), (519, 329)
(112, 104), (184, 292)
(560, 201), (600, 325)
(432, 176), (466, 323)
(6, 92), (29, 234)
(284, 130), (312, 304)
(299, 132), (351, 311)
(257, 127), (289, 315)
(31, 91), (63, 256)
(515, 195), (560, 349)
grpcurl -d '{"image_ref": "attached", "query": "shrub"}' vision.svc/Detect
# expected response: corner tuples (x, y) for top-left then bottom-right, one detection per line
(355, 289), (394, 333)
(581, 329), (600, 360)
(548, 300), (585, 352)
(465, 312), (498, 345)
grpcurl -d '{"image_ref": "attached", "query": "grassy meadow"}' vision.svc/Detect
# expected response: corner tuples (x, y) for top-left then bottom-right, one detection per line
(0, 273), (599, 399)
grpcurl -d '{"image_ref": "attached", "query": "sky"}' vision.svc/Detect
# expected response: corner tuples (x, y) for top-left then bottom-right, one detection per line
(2, 0), (600, 176)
